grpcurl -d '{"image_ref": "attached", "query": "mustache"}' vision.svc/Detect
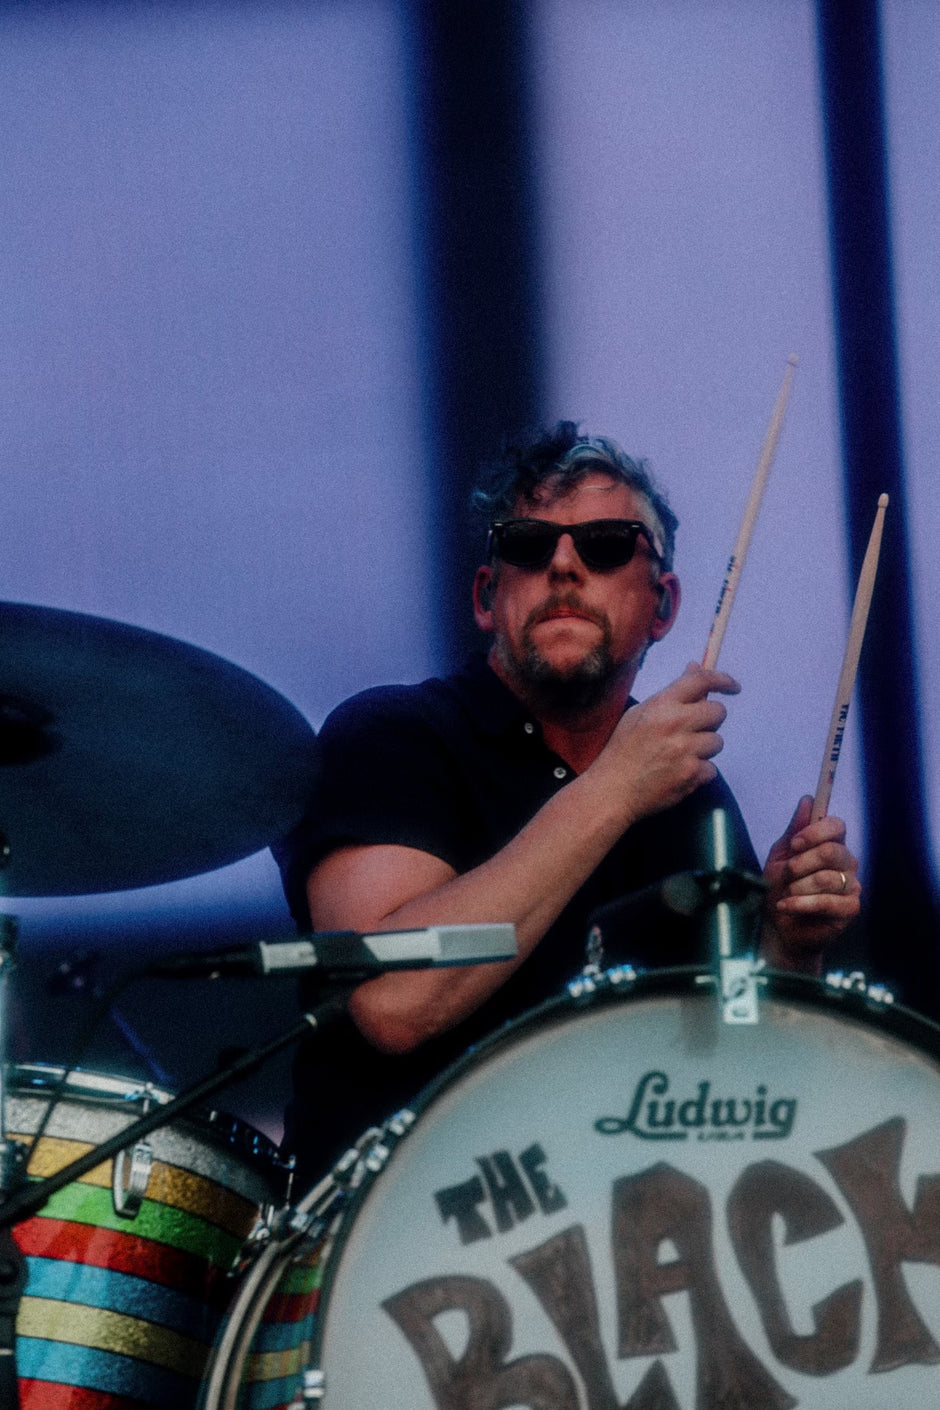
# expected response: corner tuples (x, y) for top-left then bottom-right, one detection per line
(525, 593), (608, 633)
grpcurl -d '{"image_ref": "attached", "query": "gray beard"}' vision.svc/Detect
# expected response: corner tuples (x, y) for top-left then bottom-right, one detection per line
(499, 630), (619, 716)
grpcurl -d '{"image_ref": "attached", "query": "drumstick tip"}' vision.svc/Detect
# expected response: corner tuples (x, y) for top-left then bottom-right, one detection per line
(878, 492), (889, 508)
(787, 353), (799, 367)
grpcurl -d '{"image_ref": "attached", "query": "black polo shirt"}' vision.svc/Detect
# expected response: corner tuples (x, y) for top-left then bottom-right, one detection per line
(275, 654), (759, 1179)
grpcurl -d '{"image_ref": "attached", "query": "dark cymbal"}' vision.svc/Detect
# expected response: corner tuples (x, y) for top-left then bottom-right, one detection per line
(0, 602), (318, 896)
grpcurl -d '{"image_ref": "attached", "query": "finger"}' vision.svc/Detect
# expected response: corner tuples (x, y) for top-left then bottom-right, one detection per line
(692, 731), (725, 761)
(764, 797), (814, 870)
(776, 890), (861, 919)
(676, 663), (741, 700)
(783, 867), (860, 900)
(685, 699), (728, 732)
(790, 813), (848, 853)
(690, 759), (719, 790)
(785, 841), (857, 884)
(632, 692), (728, 737)
(779, 795), (813, 847)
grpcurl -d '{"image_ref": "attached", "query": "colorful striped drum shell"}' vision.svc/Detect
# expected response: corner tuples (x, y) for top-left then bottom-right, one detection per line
(9, 1066), (290, 1410)
(200, 1206), (339, 1410)
(235, 1242), (324, 1410)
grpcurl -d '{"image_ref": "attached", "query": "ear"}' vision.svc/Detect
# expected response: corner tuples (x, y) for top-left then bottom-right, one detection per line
(473, 565), (495, 631)
(649, 572), (680, 641)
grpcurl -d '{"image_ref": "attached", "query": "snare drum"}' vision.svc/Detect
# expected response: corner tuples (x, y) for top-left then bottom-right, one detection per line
(206, 968), (940, 1410)
(8, 1064), (291, 1409)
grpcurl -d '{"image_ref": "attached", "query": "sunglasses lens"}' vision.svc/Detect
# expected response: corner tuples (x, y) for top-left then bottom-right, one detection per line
(496, 522), (557, 568)
(577, 524), (638, 570)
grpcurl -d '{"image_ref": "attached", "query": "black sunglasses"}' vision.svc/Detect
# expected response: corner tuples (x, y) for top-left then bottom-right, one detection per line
(486, 518), (663, 572)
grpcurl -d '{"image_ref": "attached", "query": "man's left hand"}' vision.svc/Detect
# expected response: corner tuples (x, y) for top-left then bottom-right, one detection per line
(760, 795), (861, 971)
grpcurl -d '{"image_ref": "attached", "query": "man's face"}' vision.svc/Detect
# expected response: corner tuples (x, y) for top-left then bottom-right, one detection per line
(474, 474), (679, 712)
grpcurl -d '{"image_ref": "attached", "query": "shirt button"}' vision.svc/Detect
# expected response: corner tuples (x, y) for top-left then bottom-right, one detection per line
(553, 765), (567, 780)
(524, 722), (535, 734)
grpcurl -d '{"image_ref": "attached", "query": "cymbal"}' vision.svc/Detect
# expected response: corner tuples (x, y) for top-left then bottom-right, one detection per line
(0, 602), (318, 896)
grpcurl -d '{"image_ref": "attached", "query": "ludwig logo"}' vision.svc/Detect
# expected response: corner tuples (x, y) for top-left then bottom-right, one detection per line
(595, 1069), (797, 1141)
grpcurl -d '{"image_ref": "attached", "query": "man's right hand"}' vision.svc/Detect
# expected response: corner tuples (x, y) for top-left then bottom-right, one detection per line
(598, 662), (741, 823)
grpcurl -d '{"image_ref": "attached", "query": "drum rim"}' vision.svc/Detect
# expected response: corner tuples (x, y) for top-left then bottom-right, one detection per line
(305, 963), (940, 1386)
(10, 1060), (292, 1174)
(393, 966), (940, 1147)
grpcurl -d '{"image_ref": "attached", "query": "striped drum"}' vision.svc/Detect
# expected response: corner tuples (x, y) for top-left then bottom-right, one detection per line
(9, 1065), (291, 1409)
(203, 1230), (326, 1410)
(199, 1133), (402, 1410)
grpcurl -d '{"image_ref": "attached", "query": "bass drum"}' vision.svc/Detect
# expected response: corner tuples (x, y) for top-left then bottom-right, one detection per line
(207, 968), (940, 1410)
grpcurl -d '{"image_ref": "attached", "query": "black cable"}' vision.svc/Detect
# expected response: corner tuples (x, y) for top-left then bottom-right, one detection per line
(20, 962), (149, 1179)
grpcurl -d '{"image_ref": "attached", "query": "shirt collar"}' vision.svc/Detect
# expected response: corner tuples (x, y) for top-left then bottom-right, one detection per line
(453, 651), (639, 737)
(453, 652), (530, 736)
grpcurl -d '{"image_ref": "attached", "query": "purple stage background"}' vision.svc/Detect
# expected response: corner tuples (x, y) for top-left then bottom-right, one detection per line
(0, 0), (935, 1137)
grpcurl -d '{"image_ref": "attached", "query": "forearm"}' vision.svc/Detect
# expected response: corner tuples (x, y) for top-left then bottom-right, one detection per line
(342, 767), (640, 1051)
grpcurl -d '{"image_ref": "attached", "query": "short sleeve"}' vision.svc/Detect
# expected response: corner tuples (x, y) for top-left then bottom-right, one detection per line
(272, 685), (473, 928)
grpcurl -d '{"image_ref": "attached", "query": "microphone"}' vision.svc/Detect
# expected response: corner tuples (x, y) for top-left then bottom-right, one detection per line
(148, 923), (517, 980)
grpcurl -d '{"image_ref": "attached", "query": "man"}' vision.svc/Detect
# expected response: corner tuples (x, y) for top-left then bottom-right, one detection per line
(277, 423), (860, 1180)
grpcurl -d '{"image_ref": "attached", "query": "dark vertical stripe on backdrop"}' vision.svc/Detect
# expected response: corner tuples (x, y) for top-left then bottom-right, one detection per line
(815, 0), (940, 1007)
(405, 0), (545, 668)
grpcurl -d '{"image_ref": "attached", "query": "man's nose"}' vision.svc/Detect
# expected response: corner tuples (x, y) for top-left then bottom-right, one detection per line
(548, 531), (584, 577)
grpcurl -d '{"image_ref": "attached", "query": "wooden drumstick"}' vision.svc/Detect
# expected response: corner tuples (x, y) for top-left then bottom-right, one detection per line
(702, 355), (799, 670)
(811, 493), (889, 821)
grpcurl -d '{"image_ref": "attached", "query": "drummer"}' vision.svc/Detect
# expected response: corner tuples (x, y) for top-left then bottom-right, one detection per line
(276, 422), (860, 1178)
